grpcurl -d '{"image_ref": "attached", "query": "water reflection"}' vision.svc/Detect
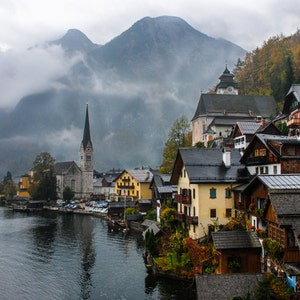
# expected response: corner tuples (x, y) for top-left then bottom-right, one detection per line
(0, 208), (197, 299)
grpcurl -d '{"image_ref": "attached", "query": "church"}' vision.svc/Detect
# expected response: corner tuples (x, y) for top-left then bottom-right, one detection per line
(191, 66), (277, 147)
(55, 104), (94, 199)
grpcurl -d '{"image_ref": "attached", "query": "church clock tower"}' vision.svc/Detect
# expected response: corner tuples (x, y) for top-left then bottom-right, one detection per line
(80, 104), (93, 198)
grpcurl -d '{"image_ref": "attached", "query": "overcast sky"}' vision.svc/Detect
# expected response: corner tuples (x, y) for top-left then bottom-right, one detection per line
(1, 0), (300, 110)
(1, 0), (300, 51)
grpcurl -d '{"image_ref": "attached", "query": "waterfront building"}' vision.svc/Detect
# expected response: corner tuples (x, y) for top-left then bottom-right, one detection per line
(114, 168), (153, 201)
(170, 148), (249, 239)
(55, 104), (94, 199)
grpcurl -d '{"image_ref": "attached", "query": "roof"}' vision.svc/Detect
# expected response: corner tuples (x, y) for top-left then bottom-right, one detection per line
(171, 148), (249, 184)
(235, 121), (262, 135)
(55, 161), (80, 174)
(192, 94), (276, 121)
(240, 134), (300, 164)
(283, 84), (300, 114)
(81, 104), (93, 150)
(126, 168), (153, 183)
(215, 66), (239, 91)
(257, 174), (300, 190)
(268, 191), (300, 236)
(212, 231), (262, 250)
(142, 222), (161, 238)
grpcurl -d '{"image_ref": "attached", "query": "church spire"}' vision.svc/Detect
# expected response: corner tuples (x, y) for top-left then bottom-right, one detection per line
(82, 104), (92, 150)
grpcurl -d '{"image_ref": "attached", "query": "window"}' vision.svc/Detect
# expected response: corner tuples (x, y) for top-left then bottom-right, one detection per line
(264, 166), (269, 174)
(273, 166), (278, 174)
(225, 188), (231, 198)
(210, 209), (216, 218)
(71, 179), (75, 191)
(210, 188), (216, 199)
(226, 208), (232, 218)
(193, 189), (195, 199)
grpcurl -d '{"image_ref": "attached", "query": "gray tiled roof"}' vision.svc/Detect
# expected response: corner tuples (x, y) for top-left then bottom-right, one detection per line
(177, 148), (248, 183)
(236, 121), (261, 135)
(127, 169), (153, 183)
(192, 94), (276, 120)
(269, 191), (300, 234)
(212, 231), (262, 249)
(55, 161), (79, 174)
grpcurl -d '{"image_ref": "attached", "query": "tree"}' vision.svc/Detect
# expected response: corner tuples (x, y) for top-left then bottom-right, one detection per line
(2, 171), (16, 199)
(160, 116), (192, 173)
(29, 152), (57, 201)
(63, 186), (74, 201)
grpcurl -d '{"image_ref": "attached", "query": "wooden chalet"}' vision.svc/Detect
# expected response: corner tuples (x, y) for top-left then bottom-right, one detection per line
(212, 231), (262, 274)
(240, 133), (300, 176)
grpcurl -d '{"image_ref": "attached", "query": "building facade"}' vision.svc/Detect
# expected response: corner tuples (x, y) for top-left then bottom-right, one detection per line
(55, 104), (94, 199)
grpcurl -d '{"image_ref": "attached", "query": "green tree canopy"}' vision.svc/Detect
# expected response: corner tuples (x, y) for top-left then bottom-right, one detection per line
(160, 116), (192, 174)
(63, 186), (74, 201)
(30, 152), (57, 201)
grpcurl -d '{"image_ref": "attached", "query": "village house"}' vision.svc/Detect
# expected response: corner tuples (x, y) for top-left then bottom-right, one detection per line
(170, 148), (249, 239)
(231, 173), (300, 291)
(232, 120), (281, 153)
(240, 133), (300, 176)
(283, 84), (300, 136)
(17, 174), (31, 199)
(114, 168), (153, 201)
(149, 171), (176, 205)
(212, 230), (262, 274)
(191, 66), (277, 147)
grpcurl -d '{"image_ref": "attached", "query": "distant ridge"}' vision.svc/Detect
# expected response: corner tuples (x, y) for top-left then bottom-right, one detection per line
(0, 16), (247, 176)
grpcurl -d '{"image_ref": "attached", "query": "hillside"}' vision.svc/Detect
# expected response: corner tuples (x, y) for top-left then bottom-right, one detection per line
(234, 29), (300, 107)
(0, 16), (246, 176)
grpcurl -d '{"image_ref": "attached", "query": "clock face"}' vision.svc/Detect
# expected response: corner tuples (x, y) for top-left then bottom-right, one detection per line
(227, 86), (233, 92)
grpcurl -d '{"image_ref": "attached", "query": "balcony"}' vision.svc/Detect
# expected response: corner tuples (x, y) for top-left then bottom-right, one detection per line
(174, 194), (191, 205)
(245, 156), (267, 166)
(117, 184), (135, 189)
(287, 118), (300, 127)
(175, 212), (186, 222)
(186, 216), (198, 225)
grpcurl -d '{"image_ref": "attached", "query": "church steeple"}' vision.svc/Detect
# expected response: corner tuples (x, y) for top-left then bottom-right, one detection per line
(80, 104), (93, 173)
(215, 65), (239, 95)
(82, 104), (92, 150)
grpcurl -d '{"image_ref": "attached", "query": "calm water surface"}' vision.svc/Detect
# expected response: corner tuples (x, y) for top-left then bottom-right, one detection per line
(0, 207), (196, 299)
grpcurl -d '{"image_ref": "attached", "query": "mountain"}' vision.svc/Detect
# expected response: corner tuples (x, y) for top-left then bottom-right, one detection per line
(0, 16), (247, 177)
(49, 28), (101, 54)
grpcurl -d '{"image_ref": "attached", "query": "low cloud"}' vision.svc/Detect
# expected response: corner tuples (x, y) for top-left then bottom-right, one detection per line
(0, 44), (81, 110)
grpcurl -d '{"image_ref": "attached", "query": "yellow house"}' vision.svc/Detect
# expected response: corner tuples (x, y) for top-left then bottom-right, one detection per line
(17, 174), (31, 198)
(114, 168), (153, 201)
(171, 148), (249, 239)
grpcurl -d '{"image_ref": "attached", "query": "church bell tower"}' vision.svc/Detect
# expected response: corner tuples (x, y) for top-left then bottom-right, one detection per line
(80, 104), (93, 197)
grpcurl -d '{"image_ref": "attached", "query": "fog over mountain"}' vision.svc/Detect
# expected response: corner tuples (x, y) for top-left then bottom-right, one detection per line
(0, 16), (246, 177)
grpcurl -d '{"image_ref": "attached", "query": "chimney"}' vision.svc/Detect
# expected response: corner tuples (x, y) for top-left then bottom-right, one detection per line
(223, 148), (231, 168)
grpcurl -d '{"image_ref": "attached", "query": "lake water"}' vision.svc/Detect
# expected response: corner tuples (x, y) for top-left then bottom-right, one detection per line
(0, 207), (197, 299)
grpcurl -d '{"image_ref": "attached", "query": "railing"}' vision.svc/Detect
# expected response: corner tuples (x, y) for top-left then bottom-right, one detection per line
(117, 184), (135, 189)
(246, 156), (267, 165)
(186, 216), (198, 225)
(175, 212), (186, 222)
(287, 118), (300, 127)
(174, 194), (191, 205)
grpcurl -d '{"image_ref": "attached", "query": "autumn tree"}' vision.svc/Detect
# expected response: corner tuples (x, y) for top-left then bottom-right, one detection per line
(29, 152), (57, 201)
(160, 116), (192, 174)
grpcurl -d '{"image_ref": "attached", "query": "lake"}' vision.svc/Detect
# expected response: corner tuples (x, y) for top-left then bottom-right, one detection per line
(0, 207), (197, 299)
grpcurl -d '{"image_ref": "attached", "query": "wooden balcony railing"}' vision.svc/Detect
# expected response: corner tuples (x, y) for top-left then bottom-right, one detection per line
(287, 118), (300, 127)
(175, 212), (186, 222)
(174, 194), (191, 205)
(186, 216), (198, 225)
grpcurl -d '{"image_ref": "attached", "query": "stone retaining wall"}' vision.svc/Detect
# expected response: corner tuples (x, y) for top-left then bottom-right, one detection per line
(196, 273), (265, 300)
